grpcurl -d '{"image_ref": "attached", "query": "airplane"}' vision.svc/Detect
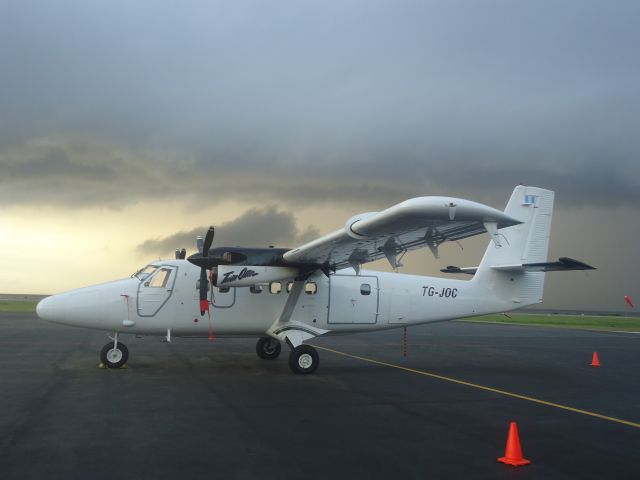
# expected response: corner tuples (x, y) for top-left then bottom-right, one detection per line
(36, 185), (594, 374)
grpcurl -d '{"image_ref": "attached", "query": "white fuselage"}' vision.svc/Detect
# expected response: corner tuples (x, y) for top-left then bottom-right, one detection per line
(37, 259), (518, 337)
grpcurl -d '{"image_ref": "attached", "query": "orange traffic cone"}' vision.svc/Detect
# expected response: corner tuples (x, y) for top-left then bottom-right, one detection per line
(498, 422), (531, 467)
(590, 351), (601, 367)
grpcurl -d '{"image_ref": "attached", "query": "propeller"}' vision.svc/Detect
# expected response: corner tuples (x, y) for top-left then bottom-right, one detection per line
(198, 227), (215, 315)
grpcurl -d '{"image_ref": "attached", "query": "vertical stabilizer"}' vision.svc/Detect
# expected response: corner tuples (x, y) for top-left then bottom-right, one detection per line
(474, 186), (554, 306)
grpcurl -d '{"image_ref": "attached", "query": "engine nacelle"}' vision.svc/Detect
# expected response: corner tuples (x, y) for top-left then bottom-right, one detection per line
(215, 265), (298, 287)
(344, 212), (378, 239)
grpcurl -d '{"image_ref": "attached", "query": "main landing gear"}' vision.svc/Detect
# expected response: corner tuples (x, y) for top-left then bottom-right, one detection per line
(288, 344), (319, 374)
(256, 336), (282, 360)
(100, 332), (129, 369)
(255, 337), (319, 374)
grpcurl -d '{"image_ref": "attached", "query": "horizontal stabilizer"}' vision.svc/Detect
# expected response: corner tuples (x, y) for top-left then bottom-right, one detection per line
(491, 257), (596, 272)
(441, 257), (595, 275)
(440, 265), (477, 275)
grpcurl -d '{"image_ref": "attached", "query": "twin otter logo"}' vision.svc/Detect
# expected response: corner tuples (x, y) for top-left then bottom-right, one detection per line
(220, 268), (259, 285)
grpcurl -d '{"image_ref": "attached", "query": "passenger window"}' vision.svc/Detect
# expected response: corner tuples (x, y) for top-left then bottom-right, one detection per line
(250, 285), (263, 294)
(360, 284), (371, 295)
(218, 286), (230, 293)
(270, 282), (282, 294)
(149, 269), (170, 288)
(286, 281), (294, 293)
(305, 282), (317, 295)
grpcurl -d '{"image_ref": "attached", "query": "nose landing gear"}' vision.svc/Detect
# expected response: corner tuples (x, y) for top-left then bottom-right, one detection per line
(100, 333), (129, 369)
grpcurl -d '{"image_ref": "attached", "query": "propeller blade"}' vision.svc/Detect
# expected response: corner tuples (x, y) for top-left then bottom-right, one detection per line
(188, 255), (225, 269)
(199, 267), (209, 315)
(202, 227), (215, 257)
(195, 226), (215, 315)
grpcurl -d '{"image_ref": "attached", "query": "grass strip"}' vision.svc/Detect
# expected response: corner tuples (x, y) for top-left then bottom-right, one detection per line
(0, 301), (39, 313)
(462, 313), (640, 331)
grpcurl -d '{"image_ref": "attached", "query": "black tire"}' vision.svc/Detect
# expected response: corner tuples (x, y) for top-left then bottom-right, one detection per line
(100, 341), (129, 369)
(256, 337), (281, 360)
(288, 345), (319, 374)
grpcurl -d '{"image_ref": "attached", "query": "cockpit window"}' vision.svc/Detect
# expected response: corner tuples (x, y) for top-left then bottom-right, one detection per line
(148, 268), (171, 288)
(133, 265), (158, 280)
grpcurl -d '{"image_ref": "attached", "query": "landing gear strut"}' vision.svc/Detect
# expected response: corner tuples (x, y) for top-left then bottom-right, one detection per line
(100, 332), (129, 369)
(256, 337), (281, 360)
(288, 344), (319, 374)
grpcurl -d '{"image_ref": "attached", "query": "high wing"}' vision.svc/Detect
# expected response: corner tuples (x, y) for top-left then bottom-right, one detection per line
(283, 196), (521, 272)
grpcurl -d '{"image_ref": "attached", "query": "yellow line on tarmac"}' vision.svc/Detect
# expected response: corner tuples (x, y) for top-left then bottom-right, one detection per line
(314, 345), (640, 429)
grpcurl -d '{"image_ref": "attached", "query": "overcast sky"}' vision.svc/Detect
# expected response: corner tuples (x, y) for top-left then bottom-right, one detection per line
(1, 1), (638, 311)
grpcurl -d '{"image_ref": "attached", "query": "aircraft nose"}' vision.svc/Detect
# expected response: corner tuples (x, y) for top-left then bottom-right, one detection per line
(36, 294), (68, 323)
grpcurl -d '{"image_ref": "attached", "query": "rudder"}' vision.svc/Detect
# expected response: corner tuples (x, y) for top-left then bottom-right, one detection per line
(474, 186), (554, 307)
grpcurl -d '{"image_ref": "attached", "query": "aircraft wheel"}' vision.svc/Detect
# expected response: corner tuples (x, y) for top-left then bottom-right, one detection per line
(256, 337), (281, 360)
(100, 341), (129, 369)
(289, 345), (319, 374)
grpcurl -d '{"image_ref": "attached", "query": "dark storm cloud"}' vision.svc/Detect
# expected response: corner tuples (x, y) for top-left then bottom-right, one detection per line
(138, 206), (320, 256)
(1, 143), (116, 181)
(0, 0), (639, 208)
(2, 135), (638, 211)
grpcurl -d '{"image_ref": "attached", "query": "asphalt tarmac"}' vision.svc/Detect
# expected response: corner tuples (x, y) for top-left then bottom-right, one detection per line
(0, 313), (638, 480)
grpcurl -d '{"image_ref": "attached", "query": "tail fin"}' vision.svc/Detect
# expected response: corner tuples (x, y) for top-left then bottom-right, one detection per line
(474, 186), (554, 306)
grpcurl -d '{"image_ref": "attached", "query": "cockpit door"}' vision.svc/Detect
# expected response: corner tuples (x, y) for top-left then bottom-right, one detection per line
(137, 266), (177, 316)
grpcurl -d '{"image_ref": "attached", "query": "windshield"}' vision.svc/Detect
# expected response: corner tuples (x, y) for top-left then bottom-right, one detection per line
(131, 264), (158, 280)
